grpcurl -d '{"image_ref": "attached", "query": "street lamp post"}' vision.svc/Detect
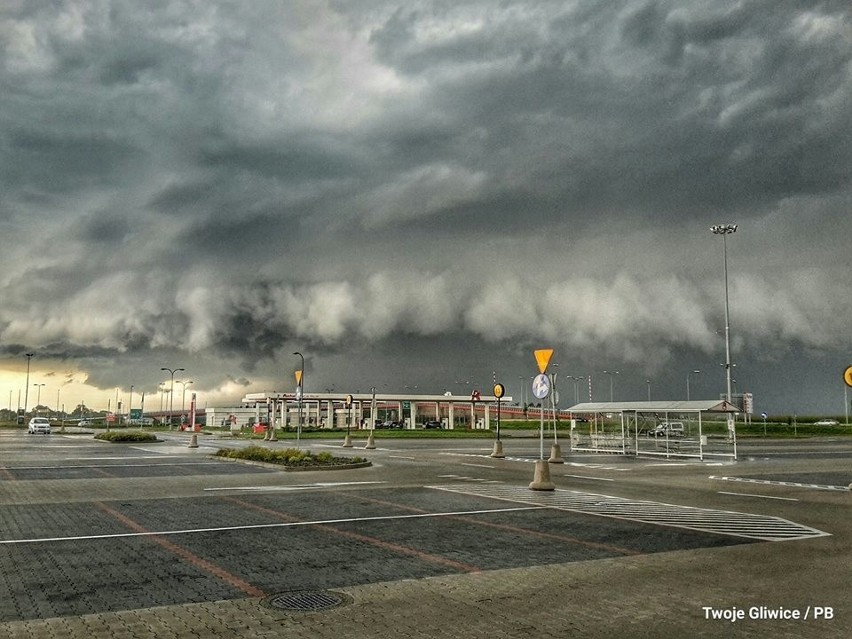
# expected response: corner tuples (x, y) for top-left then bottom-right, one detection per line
(23, 353), (34, 417)
(34, 383), (45, 415)
(178, 380), (193, 425)
(686, 370), (701, 401)
(293, 352), (304, 448)
(570, 376), (585, 405)
(365, 386), (377, 449)
(711, 223), (737, 449)
(160, 367), (184, 429)
(645, 379), (651, 401)
(602, 370), (620, 402)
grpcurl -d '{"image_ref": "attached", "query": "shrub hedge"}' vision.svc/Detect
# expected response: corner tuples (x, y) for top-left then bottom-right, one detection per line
(214, 445), (368, 468)
(94, 431), (159, 443)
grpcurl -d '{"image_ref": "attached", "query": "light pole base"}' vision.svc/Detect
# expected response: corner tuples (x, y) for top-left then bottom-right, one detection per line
(548, 442), (564, 464)
(365, 432), (376, 449)
(343, 434), (353, 448)
(529, 460), (555, 491)
(490, 440), (505, 458)
(188, 434), (199, 449)
(269, 428), (277, 442)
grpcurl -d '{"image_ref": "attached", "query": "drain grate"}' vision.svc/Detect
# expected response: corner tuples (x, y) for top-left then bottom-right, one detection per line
(266, 590), (351, 612)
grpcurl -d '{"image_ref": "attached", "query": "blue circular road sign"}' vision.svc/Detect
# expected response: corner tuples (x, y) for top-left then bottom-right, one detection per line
(532, 374), (551, 400)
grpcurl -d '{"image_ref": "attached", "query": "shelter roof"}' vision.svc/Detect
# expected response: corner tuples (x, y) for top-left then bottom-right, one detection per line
(566, 400), (738, 413)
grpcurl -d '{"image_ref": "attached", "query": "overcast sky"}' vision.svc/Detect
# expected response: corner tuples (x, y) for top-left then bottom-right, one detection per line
(2, 0), (851, 417)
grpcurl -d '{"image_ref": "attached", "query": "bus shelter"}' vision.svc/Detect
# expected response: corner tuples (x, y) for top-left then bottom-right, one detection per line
(566, 400), (740, 461)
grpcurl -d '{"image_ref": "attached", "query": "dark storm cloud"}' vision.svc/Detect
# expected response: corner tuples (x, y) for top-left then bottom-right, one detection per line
(0, 0), (850, 413)
(364, 1), (852, 227)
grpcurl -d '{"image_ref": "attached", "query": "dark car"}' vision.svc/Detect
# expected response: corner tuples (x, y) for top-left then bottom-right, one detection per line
(422, 420), (443, 429)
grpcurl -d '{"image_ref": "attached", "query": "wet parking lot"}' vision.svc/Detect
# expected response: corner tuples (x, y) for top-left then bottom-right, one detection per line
(0, 430), (849, 637)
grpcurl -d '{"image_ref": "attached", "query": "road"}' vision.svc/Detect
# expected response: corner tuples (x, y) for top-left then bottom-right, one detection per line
(0, 430), (849, 638)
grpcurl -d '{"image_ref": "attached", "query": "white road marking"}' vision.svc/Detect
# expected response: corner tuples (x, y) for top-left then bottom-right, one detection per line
(69, 456), (167, 460)
(717, 491), (799, 502)
(0, 505), (546, 546)
(710, 475), (850, 492)
(203, 480), (388, 492)
(2, 461), (218, 470)
(430, 483), (829, 542)
(562, 474), (614, 482)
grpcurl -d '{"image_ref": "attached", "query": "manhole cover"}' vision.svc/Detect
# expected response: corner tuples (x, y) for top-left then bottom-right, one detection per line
(266, 590), (352, 612)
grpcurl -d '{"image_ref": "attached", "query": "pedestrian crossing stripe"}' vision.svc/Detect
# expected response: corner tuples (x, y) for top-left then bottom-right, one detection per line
(429, 483), (829, 542)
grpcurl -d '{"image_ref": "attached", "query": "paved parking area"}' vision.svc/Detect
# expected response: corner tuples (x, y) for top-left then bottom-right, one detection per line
(0, 431), (849, 638)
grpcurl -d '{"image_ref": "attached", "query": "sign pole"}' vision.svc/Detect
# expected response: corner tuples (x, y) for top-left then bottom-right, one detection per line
(844, 366), (852, 425)
(343, 394), (354, 447)
(530, 349), (555, 490)
(490, 384), (505, 458)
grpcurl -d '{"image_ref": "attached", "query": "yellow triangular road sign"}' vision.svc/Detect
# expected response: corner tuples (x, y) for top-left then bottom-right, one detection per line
(534, 349), (554, 374)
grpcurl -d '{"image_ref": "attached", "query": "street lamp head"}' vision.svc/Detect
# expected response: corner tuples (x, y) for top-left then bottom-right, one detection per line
(711, 223), (738, 235)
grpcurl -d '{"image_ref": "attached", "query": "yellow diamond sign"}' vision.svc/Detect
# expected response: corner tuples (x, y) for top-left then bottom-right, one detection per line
(534, 349), (554, 375)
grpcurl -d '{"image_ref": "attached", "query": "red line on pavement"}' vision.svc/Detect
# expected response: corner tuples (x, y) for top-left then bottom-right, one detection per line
(223, 496), (481, 574)
(95, 502), (266, 598)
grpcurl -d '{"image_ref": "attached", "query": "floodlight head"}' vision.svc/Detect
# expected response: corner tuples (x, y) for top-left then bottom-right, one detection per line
(711, 223), (738, 235)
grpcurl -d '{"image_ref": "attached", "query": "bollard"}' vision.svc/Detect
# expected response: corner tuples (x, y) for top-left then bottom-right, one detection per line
(188, 433), (199, 448)
(548, 442), (564, 464)
(490, 440), (505, 458)
(529, 459), (555, 491)
(364, 432), (376, 450)
(342, 434), (353, 448)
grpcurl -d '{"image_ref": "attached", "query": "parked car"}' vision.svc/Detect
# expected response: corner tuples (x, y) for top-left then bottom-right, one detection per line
(422, 420), (443, 429)
(647, 422), (685, 438)
(27, 417), (52, 434)
(78, 419), (92, 427)
(814, 419), (839, 426)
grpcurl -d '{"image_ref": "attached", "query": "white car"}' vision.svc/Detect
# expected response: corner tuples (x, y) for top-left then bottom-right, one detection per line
(27, 417), (52, 434)
(814, 419), (839, 426)
(647, 421), (685, 437)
